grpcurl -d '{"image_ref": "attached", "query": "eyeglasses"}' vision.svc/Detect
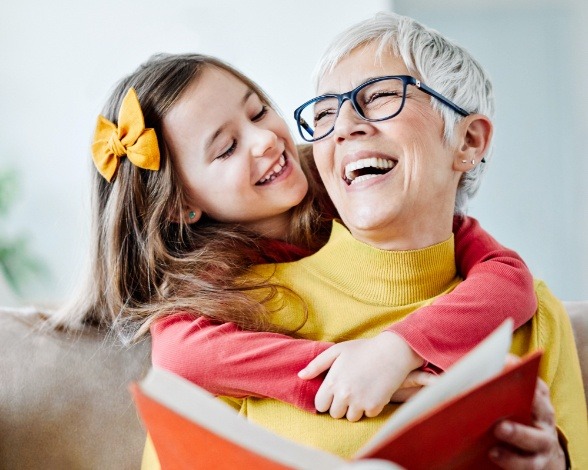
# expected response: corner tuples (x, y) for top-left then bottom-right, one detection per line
(293, 75), (470, 142)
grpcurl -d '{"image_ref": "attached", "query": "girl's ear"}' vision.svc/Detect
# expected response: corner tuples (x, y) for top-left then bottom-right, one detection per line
(452, 114), (493, 171)
(185, 208), (202, 224)
(169, 206), (203, 224)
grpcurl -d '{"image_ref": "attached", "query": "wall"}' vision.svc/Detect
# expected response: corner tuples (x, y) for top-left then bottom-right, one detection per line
(0, 0), (390, 305)
(395, 0), (588, 300)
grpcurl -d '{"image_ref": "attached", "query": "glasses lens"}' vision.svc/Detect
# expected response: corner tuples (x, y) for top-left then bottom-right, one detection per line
(357, 78), (404, 121)
(297, 96), (339, 141)
(296, 78), (406, 141)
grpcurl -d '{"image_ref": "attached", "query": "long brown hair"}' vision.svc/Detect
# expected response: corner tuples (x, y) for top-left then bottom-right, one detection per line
(51, 53), (334, 342)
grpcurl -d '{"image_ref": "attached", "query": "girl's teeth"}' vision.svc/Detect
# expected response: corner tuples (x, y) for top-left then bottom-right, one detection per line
(257, 155), (288, 185)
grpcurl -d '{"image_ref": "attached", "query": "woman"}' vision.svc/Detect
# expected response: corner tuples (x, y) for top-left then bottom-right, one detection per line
(224, 11), (585, 467)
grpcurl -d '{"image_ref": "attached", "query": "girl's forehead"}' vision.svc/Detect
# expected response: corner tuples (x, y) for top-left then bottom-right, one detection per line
(197, 66), (250, 96)
(169, 68), (252, 121)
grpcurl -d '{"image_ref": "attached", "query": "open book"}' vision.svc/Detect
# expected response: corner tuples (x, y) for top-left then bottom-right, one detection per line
(131, 320), (541, 470)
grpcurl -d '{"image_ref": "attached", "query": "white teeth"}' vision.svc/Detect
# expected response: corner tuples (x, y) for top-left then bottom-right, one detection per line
(344, 157), (396, 182)
(352, 174), (379, 184)
(257, 154), (288, 184)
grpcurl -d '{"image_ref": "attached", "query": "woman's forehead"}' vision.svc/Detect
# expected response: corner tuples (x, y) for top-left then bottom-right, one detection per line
(317, 44), (409, 94)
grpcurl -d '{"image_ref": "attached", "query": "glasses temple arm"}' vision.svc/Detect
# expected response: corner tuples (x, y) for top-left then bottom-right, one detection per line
(417, 82), (470, 117)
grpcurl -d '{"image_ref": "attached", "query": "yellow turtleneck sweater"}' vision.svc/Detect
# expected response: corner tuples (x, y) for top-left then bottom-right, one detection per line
(143, 222), (587, 468)
(224, 222), (588, 467)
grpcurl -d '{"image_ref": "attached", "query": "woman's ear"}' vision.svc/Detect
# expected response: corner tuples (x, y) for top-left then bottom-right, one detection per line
(453, 114), (493, 171)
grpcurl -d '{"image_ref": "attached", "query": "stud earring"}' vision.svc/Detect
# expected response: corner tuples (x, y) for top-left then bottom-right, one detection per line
(188, 211), (196, 220)
(461, 160), (467, 164)
(471, 159), (475, 165)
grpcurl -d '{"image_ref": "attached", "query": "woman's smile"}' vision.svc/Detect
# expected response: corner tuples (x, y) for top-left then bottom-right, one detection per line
(343, 155), (398, 186)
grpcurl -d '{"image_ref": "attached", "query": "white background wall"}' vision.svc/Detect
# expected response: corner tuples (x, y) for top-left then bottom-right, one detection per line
(1, 0), (586, 306)
(395, 0), (588, 301)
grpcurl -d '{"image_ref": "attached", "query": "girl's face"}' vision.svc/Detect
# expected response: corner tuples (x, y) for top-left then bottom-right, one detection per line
(163, 67), (309, 239)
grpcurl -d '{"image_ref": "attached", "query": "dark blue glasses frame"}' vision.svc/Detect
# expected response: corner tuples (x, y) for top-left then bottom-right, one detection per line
(293, 75), (470, 143)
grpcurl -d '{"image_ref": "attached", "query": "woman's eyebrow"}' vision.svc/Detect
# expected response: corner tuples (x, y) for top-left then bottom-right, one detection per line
(318, 76), (384, 95)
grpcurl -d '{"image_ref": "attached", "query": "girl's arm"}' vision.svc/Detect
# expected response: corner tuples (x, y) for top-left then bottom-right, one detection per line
(153, 215), (537, 417)
(386, 215), (537, 370)
(150, 313), (331, 412)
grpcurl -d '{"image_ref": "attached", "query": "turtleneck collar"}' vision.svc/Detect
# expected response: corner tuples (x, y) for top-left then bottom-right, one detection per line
(302, 221), (458, 306)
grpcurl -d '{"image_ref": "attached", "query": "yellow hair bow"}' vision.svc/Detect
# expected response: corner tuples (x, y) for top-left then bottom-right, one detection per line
(91, 87), (160, 182)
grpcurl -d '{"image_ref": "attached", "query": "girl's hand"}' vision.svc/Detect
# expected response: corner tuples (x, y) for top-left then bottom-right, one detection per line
(389, 370), (438, 403)
(489, 378), (566, 469)
(298, 332), (427, 422)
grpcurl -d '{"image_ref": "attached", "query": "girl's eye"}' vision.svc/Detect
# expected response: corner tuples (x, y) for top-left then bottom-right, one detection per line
(216, 139), (237, 160)
(252, 105), (268, 121)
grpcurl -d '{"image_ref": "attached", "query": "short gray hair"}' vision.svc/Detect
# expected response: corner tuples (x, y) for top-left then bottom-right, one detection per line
(313, 12), (495, 214)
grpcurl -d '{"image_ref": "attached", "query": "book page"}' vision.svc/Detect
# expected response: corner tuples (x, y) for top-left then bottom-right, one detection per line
(140, 366), (346, 469)
(355, 319), (514, 458)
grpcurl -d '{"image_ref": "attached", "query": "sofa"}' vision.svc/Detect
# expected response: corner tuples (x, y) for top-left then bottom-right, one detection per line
(1, 302), (587, 469)
(0, 308), (150, 469)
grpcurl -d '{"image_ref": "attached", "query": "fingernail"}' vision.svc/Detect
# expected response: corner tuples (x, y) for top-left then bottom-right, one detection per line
(489, 448), (501, 461)
(499, 422), (513, 436)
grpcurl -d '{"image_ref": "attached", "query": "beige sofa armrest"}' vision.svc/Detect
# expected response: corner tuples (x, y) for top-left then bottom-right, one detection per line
(0, 308), (151, 469)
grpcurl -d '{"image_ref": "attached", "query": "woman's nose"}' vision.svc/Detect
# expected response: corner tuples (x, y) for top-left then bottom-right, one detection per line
(333, 101), (373, 143)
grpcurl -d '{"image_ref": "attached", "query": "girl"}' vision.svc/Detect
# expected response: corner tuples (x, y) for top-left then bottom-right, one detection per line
(62, 53), (537, 421)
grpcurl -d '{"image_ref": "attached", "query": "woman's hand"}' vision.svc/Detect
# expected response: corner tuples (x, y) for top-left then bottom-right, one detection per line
(489, 378), (566, 469)
(298, 332), (431, 422)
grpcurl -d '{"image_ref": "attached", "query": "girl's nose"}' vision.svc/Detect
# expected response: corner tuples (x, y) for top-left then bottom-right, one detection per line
(251, 127), (280, 158)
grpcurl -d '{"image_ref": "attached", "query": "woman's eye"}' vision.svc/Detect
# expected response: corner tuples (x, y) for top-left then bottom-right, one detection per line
(216, 139), (237, 160)
(364, 91), (400, 105)
(314, 108), (336, 124)
(252, 105), (268, 121)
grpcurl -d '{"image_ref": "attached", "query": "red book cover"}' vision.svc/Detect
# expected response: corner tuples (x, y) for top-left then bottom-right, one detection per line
(363, 352), (540, 469)
(131, 320), (540, 469)
(132, 385), (291, 470)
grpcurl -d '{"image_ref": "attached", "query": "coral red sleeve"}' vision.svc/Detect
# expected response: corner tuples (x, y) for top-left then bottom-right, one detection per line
(387, 216), (537, 371)
(150, 314), (332, 412)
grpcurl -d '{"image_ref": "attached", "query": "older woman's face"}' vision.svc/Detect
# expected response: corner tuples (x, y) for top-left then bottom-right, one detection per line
(312, 43), (463, 250)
